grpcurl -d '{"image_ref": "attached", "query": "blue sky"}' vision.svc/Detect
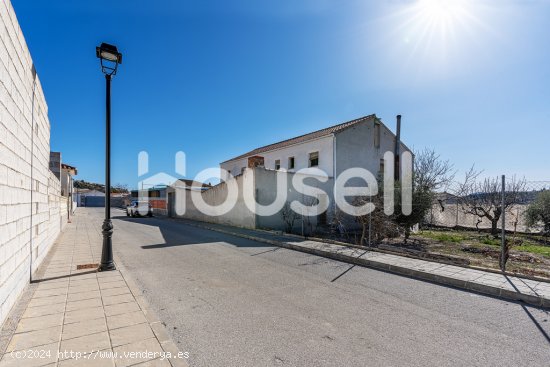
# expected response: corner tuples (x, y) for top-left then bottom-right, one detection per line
(12, 0), (550, 188)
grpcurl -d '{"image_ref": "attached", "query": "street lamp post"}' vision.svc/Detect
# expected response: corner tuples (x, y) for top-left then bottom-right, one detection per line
(96, 43), (122, 272)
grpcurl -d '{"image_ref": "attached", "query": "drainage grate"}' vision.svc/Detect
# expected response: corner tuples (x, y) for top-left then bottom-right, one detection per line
(76, 263), (99, 270)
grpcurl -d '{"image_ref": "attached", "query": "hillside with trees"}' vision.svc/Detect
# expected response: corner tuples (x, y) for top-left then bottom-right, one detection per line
(74, 180), (129, 194)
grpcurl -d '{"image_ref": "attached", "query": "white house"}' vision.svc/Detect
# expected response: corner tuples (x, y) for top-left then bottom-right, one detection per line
(60, 163), (77, 218)
(169, 114), (412, 232)
(220, 114), (410, 181)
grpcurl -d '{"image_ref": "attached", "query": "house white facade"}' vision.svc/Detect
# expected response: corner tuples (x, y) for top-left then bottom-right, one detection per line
(167, 114), (412, 232)
(220, 115), (410, 182)
(60, 163), (77, 215)
(221, 135), (334, 180)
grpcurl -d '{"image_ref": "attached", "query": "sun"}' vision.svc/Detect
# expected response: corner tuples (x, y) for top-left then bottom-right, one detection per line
(413, 0), (472, 35)
(363, 0), (488, 82)
(393, 0), (478, 64)
(418, 0), (465, 24)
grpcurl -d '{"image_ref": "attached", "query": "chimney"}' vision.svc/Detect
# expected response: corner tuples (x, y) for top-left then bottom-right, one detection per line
(394, 115), (401, 181)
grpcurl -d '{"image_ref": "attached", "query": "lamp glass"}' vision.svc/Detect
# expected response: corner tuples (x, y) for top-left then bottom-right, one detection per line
(100, 51), (119, 62)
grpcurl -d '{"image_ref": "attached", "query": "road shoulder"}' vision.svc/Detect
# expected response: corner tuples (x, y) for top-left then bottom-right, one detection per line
(171, 217), (550, 308)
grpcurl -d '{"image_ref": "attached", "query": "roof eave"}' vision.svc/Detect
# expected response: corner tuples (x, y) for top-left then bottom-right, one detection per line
(219, 115), (376, 165)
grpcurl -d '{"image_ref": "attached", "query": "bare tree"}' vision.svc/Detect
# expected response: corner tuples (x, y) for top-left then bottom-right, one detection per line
(354, 196), (372, 246)
(453, 166), (481, 197)
(456, 172), (526, 236)
(301, 196), (319, 238)
(280, 202), (299, 234)
(330, 207), (348, 239)
(414, 148), (456, 192)
(354, 194), (399, 246)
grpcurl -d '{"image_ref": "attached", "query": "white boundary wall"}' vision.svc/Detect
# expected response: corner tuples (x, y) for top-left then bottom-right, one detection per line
(0, 0), (67, 327)
(171, 170), (256, 229)
(170, 168), (334, 232)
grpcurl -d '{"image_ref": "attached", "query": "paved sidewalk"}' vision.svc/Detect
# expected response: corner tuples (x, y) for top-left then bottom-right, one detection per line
(175, 218), (550, 308)
(0, 210), (188, 367)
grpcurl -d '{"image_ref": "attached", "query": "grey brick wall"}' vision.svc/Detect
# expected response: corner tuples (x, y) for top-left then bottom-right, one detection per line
(0, 0), (67, 326)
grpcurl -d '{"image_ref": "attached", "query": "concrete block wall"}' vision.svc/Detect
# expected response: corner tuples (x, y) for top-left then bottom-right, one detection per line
(427, 203), (531, 233)
(254, 168), (334, 232)
(0, 0), (66, 327)
(171, 170), (257, 229)
(43, 172), (67, 267)
(170, 167), (334, 232)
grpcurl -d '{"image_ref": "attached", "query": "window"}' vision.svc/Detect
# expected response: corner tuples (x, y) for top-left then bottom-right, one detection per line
(275, 159), (281, 170)
(288, 157), (295, 169)
(309, 152), (319, 167)
(379, 158), (385, 176)
(374, 122), (381, 148)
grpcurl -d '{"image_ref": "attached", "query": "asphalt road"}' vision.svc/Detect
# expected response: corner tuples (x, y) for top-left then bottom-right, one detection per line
(89, 208), (550, 367)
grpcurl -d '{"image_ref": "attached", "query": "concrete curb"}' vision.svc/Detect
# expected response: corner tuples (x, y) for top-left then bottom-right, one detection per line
(179, 220), (550, 309)
(113, 255), (190, 367)
(265, 230), (550, 284)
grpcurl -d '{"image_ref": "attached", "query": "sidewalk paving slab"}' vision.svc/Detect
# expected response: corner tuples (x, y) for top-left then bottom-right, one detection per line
(0, 210), (189, 367)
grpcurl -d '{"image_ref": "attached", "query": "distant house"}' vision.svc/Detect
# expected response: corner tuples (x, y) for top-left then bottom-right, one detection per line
(131, 185), (168, 214)
(60, 163), (77, 215)
(220, 115), (410, 182)
(49, 152), (77, 216)
(49, 152), (77, 197)
(60, 164), (77, 196)
(141, 180), (212, 216)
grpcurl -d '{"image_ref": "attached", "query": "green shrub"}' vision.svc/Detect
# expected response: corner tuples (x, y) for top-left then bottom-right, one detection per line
(525, 190), (550, 235)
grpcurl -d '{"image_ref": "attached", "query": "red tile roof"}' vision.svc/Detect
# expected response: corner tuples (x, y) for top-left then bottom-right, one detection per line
(221, 115), (376, 164)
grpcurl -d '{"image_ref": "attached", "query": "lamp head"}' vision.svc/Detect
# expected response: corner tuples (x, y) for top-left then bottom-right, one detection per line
(96, 43), (122, 75)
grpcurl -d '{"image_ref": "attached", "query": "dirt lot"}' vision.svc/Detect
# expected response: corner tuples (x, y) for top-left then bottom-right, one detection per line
(318, 225), (550, 279)
(376, 229), (550, 279)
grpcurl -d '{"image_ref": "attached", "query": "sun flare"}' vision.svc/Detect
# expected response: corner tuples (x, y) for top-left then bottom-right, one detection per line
(392, 0), (479, 68)
(364, 0), (489, 81)
(418, 0), (466, 25)
(413, 0), (472, 36)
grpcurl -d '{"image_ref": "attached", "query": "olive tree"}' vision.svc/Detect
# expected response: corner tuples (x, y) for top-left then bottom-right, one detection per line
(525, 190), (550, 235)
(394, 149), (455, 240)
(354, 149), (455, 244)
